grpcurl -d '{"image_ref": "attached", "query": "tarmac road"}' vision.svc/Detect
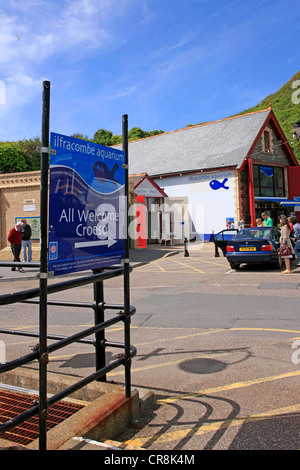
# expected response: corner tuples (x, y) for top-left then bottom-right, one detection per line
(1, 242), (300, 450)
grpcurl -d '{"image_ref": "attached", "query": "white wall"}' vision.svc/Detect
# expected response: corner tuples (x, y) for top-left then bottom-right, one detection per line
(155, 170), (236, 240)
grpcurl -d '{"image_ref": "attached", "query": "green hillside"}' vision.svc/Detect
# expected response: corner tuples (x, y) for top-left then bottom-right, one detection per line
(238, 70), (300, 163)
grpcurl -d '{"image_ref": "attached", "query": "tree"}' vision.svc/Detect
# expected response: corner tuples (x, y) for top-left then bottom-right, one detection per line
(71, 133), (89, 141)
(17, 137), (41, 170)
(128, 127), (164, 141)
(93, 129), (114, 146)
(0, 143), (28, 173)
(128, 127), (146, 141)
(92, 127), (164, 146)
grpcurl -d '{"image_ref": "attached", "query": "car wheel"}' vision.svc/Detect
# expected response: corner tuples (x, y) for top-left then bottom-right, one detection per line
(275, 255), (283, 269)
(274, 256), (283, 269)
(230, 262), (240, 270)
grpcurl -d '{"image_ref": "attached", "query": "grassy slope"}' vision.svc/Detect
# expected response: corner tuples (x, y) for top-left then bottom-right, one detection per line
(237, 70), (300, 162)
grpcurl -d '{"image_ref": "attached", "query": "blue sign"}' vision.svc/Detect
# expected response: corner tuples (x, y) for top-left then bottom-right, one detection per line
(48, 132), (125, 276)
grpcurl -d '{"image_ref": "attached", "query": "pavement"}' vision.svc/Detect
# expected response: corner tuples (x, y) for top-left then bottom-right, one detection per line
(0, 244), (183, 282)
(0, 243), (184, 452)
(3, 242), (299, 451)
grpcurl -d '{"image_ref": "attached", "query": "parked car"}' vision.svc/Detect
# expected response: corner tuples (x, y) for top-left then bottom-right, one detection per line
(213, 229), (239, 256)
(225, 227), (282, 269)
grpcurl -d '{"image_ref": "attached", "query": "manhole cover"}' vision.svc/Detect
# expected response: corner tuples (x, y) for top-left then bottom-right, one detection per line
(0, 388), (84, 446)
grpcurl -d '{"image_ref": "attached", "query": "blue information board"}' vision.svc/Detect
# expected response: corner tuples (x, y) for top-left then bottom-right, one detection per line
(48, 132), (125, 276)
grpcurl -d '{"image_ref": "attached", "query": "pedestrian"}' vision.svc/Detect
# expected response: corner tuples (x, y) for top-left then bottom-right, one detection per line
(291, 216), (300, 264)
(288, 216), (294, 237)
(256, 217), (263, 227)
(7, 222), (25, 272)
(238, 217), (245, 230)
(261, 212), (273, 227)
(21, 218), (32, 262)
(279, 215), (294, 274)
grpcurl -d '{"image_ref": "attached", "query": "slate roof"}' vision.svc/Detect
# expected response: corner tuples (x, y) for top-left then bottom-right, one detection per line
(113, 109), (271, 177)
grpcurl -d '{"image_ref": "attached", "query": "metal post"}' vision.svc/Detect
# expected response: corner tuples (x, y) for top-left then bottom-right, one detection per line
(39, 80), (50, 450)
(93, 270), (106, 381)
(122, 114), (131, 398)
(184, 237), (189, 257)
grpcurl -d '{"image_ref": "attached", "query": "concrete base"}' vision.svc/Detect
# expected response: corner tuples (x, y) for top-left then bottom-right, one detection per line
(0, 368), (154, 450)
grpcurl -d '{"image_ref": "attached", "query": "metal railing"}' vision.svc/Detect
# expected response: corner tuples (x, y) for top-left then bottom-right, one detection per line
(0, 85), (134, 450)
(0, 262), (136, 449)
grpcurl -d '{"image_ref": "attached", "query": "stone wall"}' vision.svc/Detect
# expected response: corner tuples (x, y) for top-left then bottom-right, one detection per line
(251, 124), (290, 167)
(0, 171), (41, 261)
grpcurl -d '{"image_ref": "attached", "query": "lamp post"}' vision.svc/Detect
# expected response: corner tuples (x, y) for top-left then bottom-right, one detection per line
(292, 113), (300, 142)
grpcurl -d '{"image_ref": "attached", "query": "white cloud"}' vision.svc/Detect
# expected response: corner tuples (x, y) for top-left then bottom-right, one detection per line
(0, 0), (129, 72)
(0, 0), (131, 118)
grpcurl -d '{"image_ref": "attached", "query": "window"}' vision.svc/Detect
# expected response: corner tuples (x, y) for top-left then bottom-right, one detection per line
(253, 165), (285, 197)
(263, 130), (271, 153)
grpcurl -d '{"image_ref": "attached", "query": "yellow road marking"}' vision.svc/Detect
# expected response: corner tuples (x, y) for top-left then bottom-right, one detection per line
(154, 261), (166, 272)
(108, 350), (237, 377)
(188, 257), (228, 267)
(158, 370), (300, 404)
(0, 324), (39, 330)
(124, 403), (300, 447)
(135, 256), (228, 272)
(230, 327), (300, 334)
(135, 269), (198, 273)
(134, 328), (224, 346)
(168, 258), (205, 273)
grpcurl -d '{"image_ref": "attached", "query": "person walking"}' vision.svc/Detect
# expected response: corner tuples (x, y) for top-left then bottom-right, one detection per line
(291, 216), (300, 264)
(261, 212), (273, 227)
(279, 215), (294, 274)
(7, 222), (25, 272)
(21, 218), (32, 262)
(238, 217), (245, 230)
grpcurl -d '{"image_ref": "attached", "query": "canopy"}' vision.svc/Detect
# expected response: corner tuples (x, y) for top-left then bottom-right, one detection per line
(254, 197), (300, 206)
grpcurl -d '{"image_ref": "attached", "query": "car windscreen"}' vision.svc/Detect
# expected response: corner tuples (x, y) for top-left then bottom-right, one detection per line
(235, 228), (272, 240)
(214, 230), (238, 240)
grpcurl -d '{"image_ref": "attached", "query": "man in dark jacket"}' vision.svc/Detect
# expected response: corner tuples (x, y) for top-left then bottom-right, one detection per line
(7, 222), (24, 272)
(21, 218), (32, 262)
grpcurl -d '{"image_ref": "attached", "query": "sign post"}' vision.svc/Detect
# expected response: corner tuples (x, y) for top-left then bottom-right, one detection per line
(39, 80), (50, 451)
(48, 133), (126, 276)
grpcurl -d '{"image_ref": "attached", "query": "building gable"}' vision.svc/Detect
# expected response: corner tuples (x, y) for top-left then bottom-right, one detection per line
(113, 109), (291, 178)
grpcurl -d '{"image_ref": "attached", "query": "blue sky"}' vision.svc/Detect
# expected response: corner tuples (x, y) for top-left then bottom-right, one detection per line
(0, 0), (299, 142)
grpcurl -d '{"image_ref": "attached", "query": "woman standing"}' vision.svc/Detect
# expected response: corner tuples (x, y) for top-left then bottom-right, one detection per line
(280, 216), (294, 274)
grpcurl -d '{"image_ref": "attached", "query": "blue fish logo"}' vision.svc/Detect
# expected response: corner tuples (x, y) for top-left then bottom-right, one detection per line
(260, 166), (273, 177)
(209, 178), (229, 190)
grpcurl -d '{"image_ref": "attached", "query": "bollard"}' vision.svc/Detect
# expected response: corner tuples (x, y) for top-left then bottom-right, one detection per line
(184, 237), (189, 257)
(214, 242), (220, 257)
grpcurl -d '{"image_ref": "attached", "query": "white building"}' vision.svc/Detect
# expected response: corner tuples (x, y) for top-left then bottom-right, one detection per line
(114, 108), (300, 243)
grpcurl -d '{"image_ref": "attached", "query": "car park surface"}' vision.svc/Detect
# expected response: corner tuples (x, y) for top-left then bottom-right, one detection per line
(1, 243), (300, 450)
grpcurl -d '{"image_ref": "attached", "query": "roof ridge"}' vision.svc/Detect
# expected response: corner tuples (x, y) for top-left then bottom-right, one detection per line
(120, 107), (271, 145)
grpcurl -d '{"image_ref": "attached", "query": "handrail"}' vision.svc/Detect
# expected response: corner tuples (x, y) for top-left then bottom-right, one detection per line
(0, 264), (136, 448)
(0, 266), (126, 306)
(0, 345), (137, 435)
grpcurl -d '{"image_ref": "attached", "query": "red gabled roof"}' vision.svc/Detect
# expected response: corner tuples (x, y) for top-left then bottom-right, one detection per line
(133, 173), (168, 197)
(239, 107), (298, 170)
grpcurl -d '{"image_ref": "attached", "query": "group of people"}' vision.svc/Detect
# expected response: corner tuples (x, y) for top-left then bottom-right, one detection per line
(7, 219), (32, 272)
(279, 215), (300, 274)
(258, 213), (300, 274)
(239, 212), (300, 274)
(238, 212), (273, 230)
